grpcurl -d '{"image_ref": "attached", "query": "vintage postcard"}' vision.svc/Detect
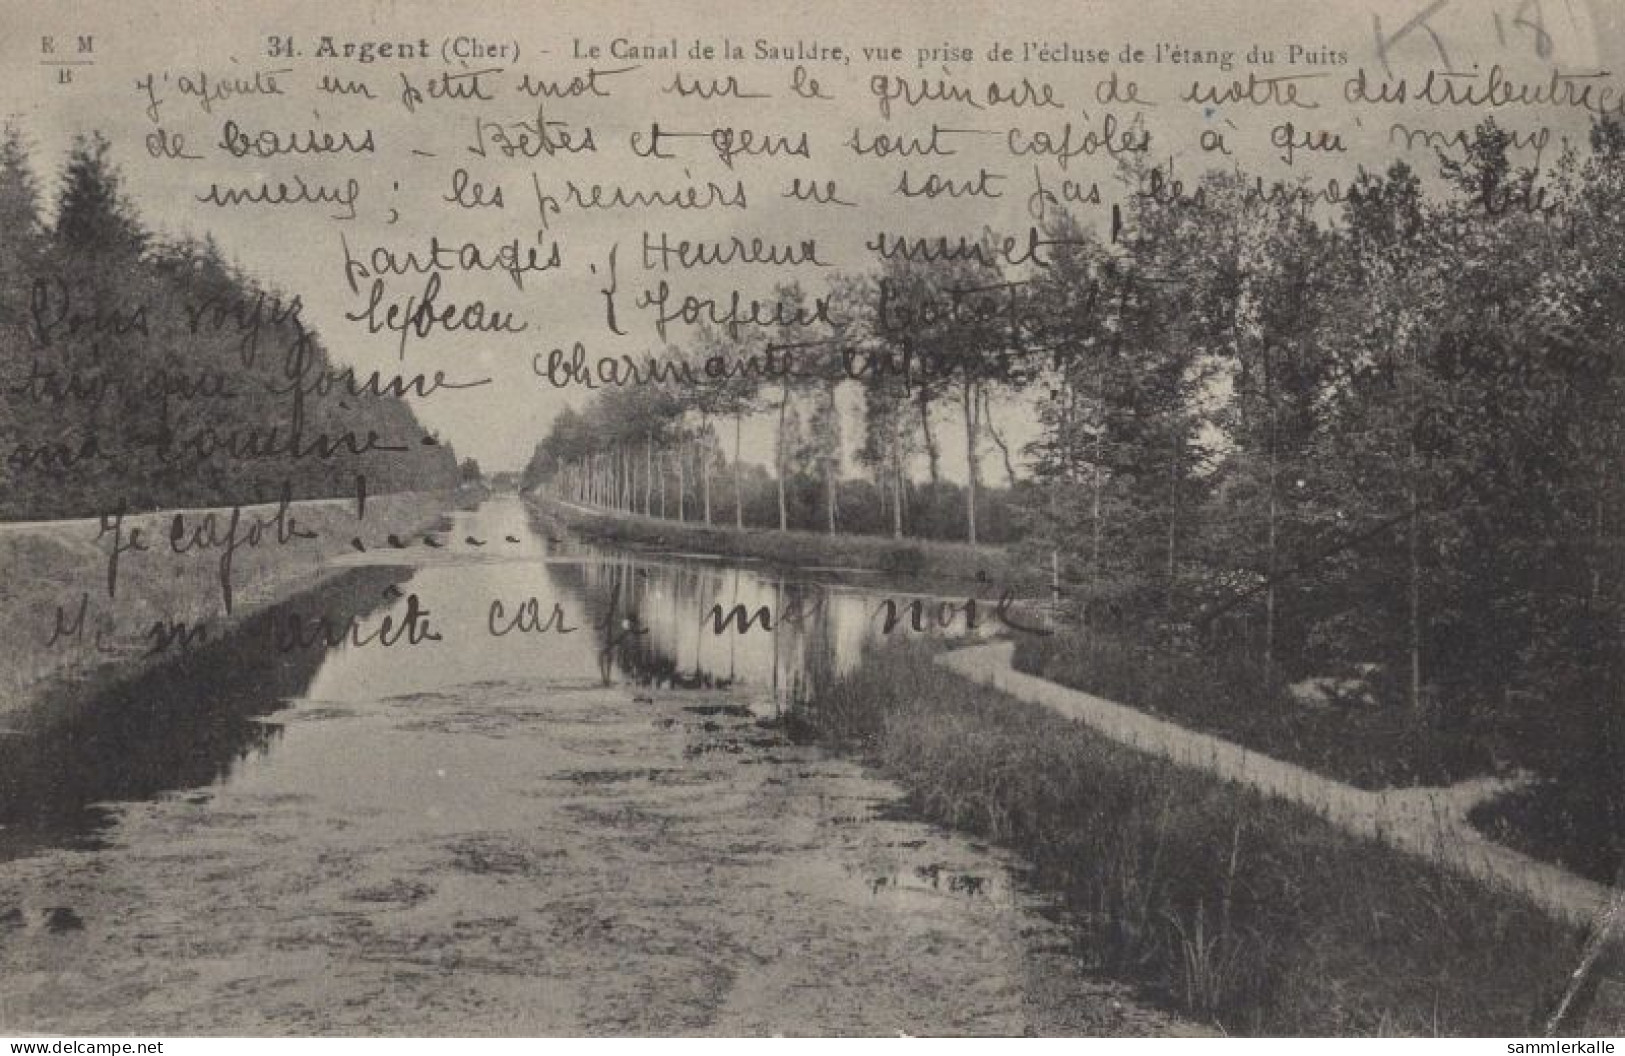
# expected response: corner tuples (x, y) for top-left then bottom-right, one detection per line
(0, 0), (1620, 1041)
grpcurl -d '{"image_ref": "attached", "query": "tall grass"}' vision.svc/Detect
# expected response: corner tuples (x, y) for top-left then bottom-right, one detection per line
(800, 643), (1589, 1035)
(531, 495), (1043, 591)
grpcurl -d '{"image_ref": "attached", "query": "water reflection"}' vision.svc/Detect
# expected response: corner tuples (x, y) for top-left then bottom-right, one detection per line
(316, 497), (987, 708)
(551, 538), (1002, 706)
(0, 497), (998, 860)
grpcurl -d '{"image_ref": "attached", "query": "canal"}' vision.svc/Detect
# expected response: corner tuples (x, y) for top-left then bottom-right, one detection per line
(0, 496), (1190, 1036)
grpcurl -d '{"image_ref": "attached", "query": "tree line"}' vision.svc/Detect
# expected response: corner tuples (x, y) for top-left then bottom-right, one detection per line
(526, 119), (1622, 723)
(0, 127), (460, 520)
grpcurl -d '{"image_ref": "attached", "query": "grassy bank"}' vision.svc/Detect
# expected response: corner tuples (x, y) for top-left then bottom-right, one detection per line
(529, 494), (1047, 594)
(798, 643), (1593, 1035)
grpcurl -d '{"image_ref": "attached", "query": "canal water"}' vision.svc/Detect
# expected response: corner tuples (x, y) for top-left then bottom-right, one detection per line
(0, 497), (1190, 1035)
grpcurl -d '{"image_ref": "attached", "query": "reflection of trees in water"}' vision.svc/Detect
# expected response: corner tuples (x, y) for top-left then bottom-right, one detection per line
(548, 555), (847, 705)
(0, 566), (410, 860)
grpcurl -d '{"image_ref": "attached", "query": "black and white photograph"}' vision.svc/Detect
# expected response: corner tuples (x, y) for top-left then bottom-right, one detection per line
(0, 0), (1621, 1041)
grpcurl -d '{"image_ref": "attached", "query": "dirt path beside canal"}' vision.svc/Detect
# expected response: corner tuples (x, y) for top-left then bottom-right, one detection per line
(0, 673), (1199, 1036)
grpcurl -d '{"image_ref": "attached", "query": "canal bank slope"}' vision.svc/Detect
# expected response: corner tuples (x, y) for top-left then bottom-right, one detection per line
(525, 493), (1049, 595)
(0, 490), (453, 729)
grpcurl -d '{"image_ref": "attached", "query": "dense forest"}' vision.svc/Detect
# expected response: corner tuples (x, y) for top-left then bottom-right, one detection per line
(0, 127), (459, 519)
(526, 118), (1624, 867)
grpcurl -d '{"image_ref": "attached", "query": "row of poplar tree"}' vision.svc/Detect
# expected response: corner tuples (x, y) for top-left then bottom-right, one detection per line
(525, 119), (1622, 722)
